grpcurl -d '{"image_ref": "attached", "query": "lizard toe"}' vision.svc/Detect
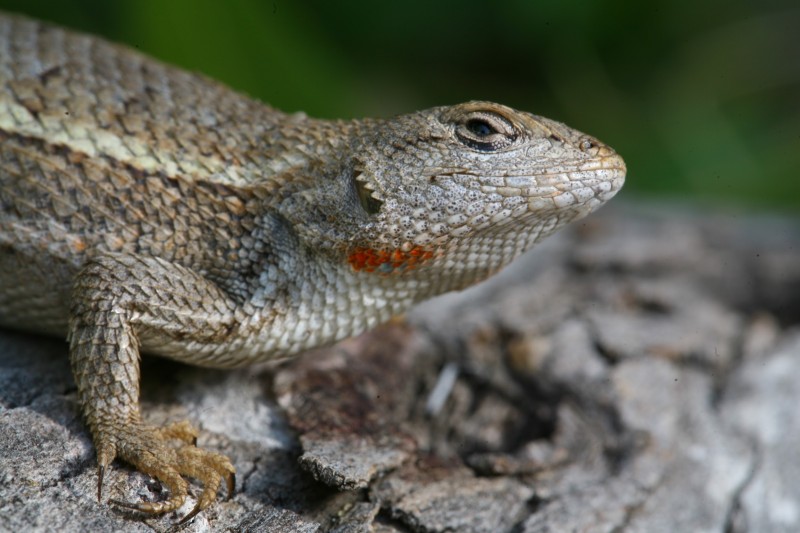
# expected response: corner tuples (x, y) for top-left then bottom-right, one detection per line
(174, 444), (237, 512)
(154, 420), (200, 446)
(96, 419), (233, 517)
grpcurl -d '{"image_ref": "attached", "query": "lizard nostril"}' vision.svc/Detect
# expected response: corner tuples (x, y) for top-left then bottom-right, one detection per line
(580, 139), (596, 151)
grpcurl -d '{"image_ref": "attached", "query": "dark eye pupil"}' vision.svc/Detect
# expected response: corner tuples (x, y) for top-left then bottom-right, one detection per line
(466, 118), (496, 137)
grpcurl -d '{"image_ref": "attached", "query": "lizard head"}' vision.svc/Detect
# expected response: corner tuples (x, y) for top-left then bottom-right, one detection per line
(279, 101), (626, 290)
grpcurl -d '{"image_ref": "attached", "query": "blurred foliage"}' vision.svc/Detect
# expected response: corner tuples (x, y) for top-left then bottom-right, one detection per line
(1, 0), (797, 210)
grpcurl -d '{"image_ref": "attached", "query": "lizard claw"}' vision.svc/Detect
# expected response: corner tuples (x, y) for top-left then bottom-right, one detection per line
(226, 472), (236, 501)
(107, 498), (148, 511)
(176, 470), (234, 525)
(94, 420), (235, 518)
(177, 503), (203, 526)
(97, 464), (105, 502)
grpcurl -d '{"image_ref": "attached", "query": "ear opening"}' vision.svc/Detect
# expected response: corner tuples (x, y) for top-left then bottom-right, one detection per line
(352, 170), (383, 215)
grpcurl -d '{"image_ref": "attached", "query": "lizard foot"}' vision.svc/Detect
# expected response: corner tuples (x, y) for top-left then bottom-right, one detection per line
(95, 419), (235, 520)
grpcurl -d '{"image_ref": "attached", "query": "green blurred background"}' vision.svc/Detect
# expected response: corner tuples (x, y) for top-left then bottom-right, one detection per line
(1, 0), (797, 210)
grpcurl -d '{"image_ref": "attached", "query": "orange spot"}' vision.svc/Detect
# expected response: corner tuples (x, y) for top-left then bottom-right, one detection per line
(71, 237), (87, 253)
(348, 246), (435, 274)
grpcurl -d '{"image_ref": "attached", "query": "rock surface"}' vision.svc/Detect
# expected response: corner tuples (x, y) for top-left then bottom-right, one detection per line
(1, 203), (799, 532)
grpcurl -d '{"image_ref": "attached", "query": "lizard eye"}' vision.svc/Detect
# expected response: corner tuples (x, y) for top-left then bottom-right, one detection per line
(466, 118), (496, 137)
(455, 111), (517, 151)
(353, 172), (383, 215)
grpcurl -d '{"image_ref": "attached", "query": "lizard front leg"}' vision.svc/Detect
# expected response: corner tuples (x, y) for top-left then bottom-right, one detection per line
(68, 253), (237, 520)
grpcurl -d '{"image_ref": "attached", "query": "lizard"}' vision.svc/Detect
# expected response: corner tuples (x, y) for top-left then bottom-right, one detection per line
(0, 11), (626, 522)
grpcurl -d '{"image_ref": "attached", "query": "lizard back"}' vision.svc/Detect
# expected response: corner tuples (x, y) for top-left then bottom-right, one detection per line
(0, 13), (321, 334)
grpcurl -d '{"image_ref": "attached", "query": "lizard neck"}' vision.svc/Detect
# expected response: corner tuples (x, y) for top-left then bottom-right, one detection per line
(231, 213), (556, 363)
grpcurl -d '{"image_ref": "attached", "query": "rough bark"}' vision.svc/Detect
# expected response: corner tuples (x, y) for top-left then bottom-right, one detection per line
(2, 202), (799, 532)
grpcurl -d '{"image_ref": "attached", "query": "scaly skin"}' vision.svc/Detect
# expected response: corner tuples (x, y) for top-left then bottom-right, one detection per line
(0, 12), (626, 520)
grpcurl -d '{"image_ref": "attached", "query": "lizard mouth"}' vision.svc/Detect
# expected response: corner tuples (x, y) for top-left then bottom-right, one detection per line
(445, 154), (626, 235)
(489, 149), (626, 202)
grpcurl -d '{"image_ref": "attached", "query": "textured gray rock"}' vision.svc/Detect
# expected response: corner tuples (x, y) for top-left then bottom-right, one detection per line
(721, 332), (800, 533)
(1, 203), (799, 532)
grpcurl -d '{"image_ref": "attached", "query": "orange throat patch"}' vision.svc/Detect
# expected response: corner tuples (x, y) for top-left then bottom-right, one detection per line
(348, 246), (435, 274)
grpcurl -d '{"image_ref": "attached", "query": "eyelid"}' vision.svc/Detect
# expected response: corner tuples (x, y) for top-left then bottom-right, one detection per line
(455, 110), (518, 151)
(466, 111), (515, 136)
